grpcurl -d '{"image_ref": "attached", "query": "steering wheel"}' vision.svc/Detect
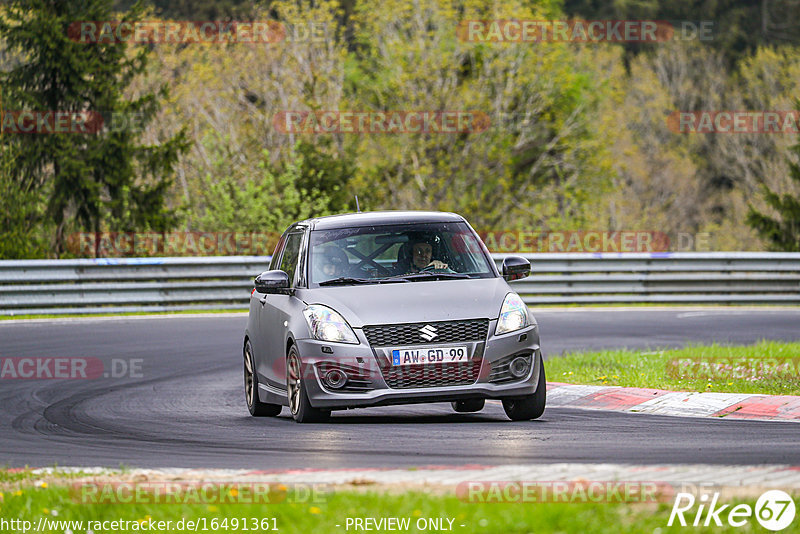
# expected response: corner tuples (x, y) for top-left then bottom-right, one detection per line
(356, 263), (393, 277)
(420, 264), (456, 274)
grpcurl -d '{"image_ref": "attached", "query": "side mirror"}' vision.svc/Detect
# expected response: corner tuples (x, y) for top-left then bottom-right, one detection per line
(501, 256), (531, 281)
(254, 270), (290, 294)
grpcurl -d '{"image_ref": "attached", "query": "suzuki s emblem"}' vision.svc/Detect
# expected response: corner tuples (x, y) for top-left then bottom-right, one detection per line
(419, 324), (438, 341)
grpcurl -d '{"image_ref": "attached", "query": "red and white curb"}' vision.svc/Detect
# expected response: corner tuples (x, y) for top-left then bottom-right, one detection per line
(28, 464), (800, 491)
(546, 382), (800, 421)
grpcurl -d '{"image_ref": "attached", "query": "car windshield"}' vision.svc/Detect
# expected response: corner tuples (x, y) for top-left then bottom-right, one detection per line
(309, 222), (495, 286)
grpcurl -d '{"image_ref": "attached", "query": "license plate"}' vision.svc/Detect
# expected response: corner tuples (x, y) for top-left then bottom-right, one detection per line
(391, 346), (468, 366)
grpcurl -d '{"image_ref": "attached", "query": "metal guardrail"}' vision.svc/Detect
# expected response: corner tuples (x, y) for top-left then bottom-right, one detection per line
(0, 257), (267, 315)
(1, 253), (799, 315)
(503, 252), (800, 305)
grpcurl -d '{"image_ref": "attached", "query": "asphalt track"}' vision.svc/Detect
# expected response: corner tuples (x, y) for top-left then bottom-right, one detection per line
(1, 308), (799, 469)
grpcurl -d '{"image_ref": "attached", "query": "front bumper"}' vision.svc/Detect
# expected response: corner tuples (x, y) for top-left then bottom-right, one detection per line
(294, 322), (542, 410)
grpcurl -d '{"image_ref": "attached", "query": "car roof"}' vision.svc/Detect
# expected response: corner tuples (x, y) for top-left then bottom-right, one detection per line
(302, 211), (465, 231)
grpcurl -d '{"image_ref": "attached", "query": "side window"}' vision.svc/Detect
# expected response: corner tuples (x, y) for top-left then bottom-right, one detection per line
(279, 232), (303, 286)
(270, 234), (287, 270)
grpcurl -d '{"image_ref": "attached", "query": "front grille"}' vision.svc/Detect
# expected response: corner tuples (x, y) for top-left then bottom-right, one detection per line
(363, 319), (489, 346)
(382, 361), (481, 389)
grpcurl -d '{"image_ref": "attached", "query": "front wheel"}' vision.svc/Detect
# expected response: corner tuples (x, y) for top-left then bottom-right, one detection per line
(244, 340), (282, 417)
(502, 353), (546, 421)
(287, 346), (330, 423)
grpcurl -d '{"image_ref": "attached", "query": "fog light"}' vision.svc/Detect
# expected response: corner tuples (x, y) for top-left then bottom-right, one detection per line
(323, 369), (348, 389)
(509, 356), (531, 378)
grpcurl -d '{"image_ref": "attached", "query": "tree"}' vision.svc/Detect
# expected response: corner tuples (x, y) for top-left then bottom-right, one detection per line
(146, 0), (354, 232)
(113, 0), (261, 20)
(346, 0), (613, 230)
(0, 139), (49, 258)
(563, 0), (800, 62)
(0, 0), (187, 256)
(194, 147), (335, 233)
(746, 102), (800, 251)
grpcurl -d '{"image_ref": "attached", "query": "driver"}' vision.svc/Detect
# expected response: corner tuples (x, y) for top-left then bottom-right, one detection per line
(318, 245), (348, 280)
(405, 236), (448, 273)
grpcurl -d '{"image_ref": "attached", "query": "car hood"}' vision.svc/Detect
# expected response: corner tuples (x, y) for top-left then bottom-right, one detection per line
(298, 278), (511, 327)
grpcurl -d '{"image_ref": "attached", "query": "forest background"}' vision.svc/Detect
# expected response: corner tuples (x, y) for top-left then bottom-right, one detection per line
(1, 0), (799, 258)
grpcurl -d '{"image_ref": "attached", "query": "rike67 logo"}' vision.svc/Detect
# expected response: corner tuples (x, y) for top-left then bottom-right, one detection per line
(669, 490), (796, 531)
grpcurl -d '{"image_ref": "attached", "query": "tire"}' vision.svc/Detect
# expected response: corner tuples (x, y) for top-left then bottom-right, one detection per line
(244, 340), (282, 417)
(502, 353), (546, 421)
(452, 399), (485, 413)
(287, 346), (330, 423)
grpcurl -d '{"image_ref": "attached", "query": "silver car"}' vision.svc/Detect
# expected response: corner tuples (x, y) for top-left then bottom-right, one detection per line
(243, 211), (545, 423)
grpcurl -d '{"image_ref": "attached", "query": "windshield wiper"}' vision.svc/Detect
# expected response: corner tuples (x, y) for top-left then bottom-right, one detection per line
(319, 276), (410, 286)
(318, 277), (374, 286)
(384, 272), (472, 282)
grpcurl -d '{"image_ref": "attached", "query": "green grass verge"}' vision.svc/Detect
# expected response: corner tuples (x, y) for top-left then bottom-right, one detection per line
(0, 481), (789, 534)
(531, 303), (800, 309)
(0, 468), (40, 484)
(0, 467), (103, 484)
(547, 340), (800, 395)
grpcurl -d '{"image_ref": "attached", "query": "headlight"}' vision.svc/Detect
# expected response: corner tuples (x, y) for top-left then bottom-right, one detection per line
(495, 292), (530, 335)
(303, 305), (359, 344)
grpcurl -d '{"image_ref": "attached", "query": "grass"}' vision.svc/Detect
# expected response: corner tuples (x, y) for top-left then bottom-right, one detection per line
(0, 466), (110, 484)
(0, 479), (790, 534)
(0, 467), (38, 484)
(531, 303), (800, 309)
(547, 340), (800, 395)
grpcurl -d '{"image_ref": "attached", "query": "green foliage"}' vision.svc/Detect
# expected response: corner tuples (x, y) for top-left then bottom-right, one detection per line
(4, 0), (800, 258)
(564, 0), (800, 62)
(746, 104), (800, 252)
(113, 0), (261, 19)
(0, 0), (188, 257)
(193, 147), (335, 233)
(293, 140), (357, 213)
(345, 0), (613, 230)
(0, 146), (48, 258)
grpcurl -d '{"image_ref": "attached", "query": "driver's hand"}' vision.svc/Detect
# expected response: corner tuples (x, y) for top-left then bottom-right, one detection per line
(427, 260), (448, 269)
